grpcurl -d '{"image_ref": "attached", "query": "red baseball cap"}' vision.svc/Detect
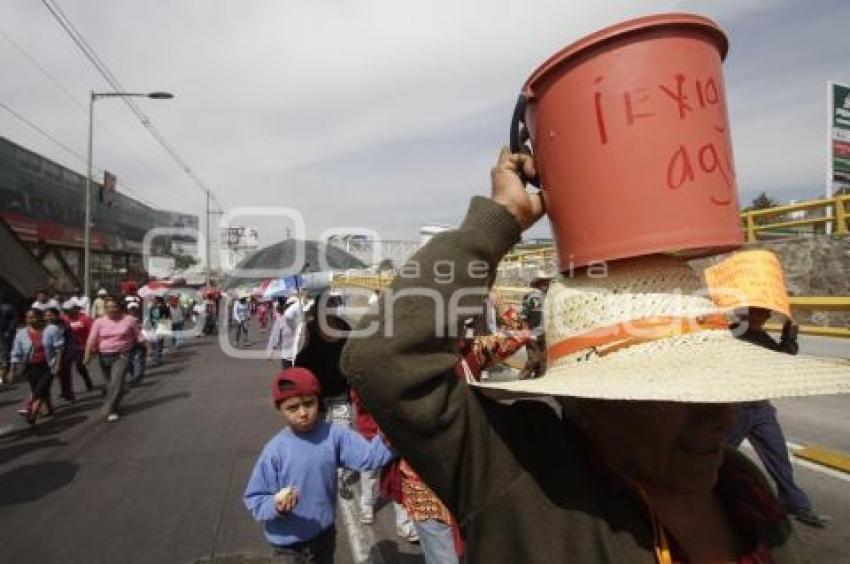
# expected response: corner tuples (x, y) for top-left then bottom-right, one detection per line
(272, 367), (321, 407)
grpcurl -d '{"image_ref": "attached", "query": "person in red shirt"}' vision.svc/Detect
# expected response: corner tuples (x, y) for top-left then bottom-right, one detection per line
(350, 389), (418, 541)
(62, 300), (94, 393)
(10, 308), (51, 424)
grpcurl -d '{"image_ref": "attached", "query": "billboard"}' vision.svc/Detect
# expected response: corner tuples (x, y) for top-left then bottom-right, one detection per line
(829, 82), (850, 188)
(147, 256), (175, 278)
(161, 212), (199, 234)
(222, 226), (259, 249)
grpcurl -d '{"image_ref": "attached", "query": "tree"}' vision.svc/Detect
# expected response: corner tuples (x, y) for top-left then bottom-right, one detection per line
(174, 254), (198, 270)
(742, 191), (785, 226)
(744, 191), (781, 211)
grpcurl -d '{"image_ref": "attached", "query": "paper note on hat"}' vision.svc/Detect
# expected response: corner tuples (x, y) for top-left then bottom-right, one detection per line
(704, 250), (792, 319)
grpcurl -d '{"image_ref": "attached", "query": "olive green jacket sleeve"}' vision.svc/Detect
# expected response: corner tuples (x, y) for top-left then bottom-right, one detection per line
(341, 196), (525, 518)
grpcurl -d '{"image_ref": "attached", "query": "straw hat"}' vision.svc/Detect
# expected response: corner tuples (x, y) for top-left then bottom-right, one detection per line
(474, 256), (850, 402)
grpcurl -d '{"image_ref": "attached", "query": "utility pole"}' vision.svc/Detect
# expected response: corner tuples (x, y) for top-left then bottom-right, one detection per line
(84, 91), (94, 300)
(205, 189), (225, 286)
(206, 189), (211, 285)
(84, 90), (173, 299)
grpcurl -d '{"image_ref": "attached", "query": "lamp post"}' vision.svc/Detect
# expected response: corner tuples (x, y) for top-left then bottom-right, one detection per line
(84, 91), (173, 301)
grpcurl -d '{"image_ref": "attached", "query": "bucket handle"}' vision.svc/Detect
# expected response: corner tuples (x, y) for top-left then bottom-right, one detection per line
(508, 94), (540, 187)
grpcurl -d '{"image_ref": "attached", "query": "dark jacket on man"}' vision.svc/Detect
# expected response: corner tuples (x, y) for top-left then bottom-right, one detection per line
(341, 197), (803, 563)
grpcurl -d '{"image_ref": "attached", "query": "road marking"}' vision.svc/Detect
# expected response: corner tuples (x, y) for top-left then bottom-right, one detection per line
(339, 483), (384, 564)
(792, 444), (850, 476)
(741, 440), (850, 484)
(791, 455), (850, 483)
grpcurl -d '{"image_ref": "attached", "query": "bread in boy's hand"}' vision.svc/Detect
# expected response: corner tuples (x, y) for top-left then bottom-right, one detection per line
(274, 486), (298, 513)
(275, 486), (293, 503)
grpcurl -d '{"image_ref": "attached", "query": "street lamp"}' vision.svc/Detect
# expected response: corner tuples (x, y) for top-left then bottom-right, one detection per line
(84, 90), (174, 301)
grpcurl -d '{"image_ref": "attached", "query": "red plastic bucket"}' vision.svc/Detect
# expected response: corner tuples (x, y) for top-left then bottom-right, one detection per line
(511, 13), (743, 269)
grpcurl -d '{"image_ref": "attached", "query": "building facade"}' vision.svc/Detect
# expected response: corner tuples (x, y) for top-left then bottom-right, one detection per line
(0, 137), (198, 293)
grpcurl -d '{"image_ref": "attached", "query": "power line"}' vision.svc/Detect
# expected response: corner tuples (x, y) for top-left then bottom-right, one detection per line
(0, 100), (161, 209)
(0, 25), (186, 200)
(40, 0), (224, 207)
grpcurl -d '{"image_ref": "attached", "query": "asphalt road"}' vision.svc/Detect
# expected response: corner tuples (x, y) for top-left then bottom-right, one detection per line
(0, 324), (847, 563)
(0, 329), (422, 564)
(787, 334), (849, 361)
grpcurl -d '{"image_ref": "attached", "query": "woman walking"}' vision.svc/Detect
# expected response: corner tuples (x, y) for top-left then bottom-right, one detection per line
(147, 296), (171, 365)
(10, 308), (53, 424)
(62, 300), (94, 393)
(125, 302), (147, 384)
(168, 295), (184, 351)
(84, 296), (140, 422)
(44, 307), (75, 402)
(257, 301), (269, 331)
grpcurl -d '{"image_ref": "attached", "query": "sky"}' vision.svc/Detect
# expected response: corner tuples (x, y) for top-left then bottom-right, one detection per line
(1, 0), (848, 246)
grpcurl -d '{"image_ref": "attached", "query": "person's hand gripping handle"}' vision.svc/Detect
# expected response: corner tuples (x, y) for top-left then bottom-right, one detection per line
(491, 146), (545, 231)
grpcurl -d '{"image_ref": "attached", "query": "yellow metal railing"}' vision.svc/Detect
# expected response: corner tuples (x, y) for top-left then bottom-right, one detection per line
(334, 194), (850, 338)
(740, 194), (850, 242)
(491, 289), (850, 340)
(764, 297), (850, 339)
(498, 195), (850, 263)
(331, 272), (393, 292)
(499, 247), (557, 273)
(332, 277), (850, 338)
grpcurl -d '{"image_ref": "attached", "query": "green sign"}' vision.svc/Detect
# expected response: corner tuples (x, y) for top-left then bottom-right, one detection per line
(832, 82), (850, 185)
(833, 83), (850, 129)
(835, 156), (850, 171)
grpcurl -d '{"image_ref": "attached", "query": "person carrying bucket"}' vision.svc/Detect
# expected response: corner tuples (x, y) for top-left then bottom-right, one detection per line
(340, 15), (850, 563)
(342, 142), (850, 562)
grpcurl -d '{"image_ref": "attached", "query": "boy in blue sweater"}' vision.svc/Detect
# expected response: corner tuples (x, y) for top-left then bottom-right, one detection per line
(244, 367), (395, 562)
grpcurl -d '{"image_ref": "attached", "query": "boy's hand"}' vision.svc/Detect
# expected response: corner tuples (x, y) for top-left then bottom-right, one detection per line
(274, 487), (298, 514)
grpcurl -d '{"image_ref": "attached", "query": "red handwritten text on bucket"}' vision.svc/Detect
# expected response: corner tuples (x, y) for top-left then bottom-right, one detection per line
(593, 72), (733, 205)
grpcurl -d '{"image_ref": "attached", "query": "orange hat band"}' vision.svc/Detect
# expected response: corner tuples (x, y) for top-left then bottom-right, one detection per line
(547, 314), (729, 364)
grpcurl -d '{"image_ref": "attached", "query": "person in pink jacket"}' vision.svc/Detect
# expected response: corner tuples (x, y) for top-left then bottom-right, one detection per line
(84, 296), (140, 422)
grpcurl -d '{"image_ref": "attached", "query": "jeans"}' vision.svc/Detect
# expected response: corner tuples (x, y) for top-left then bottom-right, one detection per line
(359, 468), (380, 513)
(413, 519), (459, 564)
(56, 354), (75, 399)
(98, 352), (129, 417)
(153, 337), (165, 364)
(70, 348), (93, 391)
(25, 361), (53, 401)
(234, 320), (249, 345)
(393, 502), (417, 540)
(726, 401), (812, 511)
(171, 321), (184, 350)
(126, 344), (146, 383)
(271, 526), (335, 563)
